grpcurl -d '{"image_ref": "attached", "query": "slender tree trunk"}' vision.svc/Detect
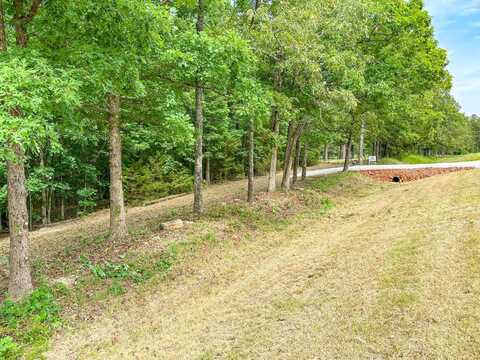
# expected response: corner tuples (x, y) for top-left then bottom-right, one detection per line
(194, 83), (204, 214)
(0, 0), (6, 52)
(7, 144), (33, 300)
(267, 67), (282, 193)
(205, 155), (211, 185)
(359, 118), (365, 163)
(281, 122), (295, 190)
(247, 121), (255, 204)
(302, 142), (308, 181)
(292, 138), (301, 185)
(340, 144), (346, 160)
(39, 150), (48, 226)
(282, 122), (305, 191)
(60, 196), (65, 221)
(194, 0), (205, 215)
(324, 143), (329, 161)
(47, 189), (52, 224)
(14, 7), (27, 47)
(267, 109), (279, 193)
(343, 132), (353, 172)
(28, 194), (32, 231)
(107, 94), (127, 241)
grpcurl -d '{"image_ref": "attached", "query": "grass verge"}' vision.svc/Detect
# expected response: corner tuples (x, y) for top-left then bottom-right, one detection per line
(379, 153), (480, 165)
(1, 172), (369, 359)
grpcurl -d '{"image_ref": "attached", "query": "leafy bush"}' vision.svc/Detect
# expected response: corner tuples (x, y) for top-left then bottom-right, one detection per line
(0, 336), (20, 360)
(81, 253), (175, 285)
(76, 187), (97, 215)
(400, 154), (435, 164)
(125, 155), (193, 203)
(81, 257), (144, 282)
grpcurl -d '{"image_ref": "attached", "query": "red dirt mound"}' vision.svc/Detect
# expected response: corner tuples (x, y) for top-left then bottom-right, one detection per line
(360, 167), (473, 182)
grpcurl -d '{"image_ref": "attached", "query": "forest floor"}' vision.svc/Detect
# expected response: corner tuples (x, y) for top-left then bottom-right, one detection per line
(0, 163), (336, 268)
(33, 168), (480, 359)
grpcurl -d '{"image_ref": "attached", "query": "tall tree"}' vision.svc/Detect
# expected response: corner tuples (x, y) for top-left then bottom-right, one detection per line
(194, 0), (205, 215)
(2, 0), (41, 301)
(0, 0), (78, 300)
(107, 94), (127, 240)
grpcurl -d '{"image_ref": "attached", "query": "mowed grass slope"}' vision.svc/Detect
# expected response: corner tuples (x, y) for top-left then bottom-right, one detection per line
(380, 152), (480, 164)
(45, 170), (480, 359)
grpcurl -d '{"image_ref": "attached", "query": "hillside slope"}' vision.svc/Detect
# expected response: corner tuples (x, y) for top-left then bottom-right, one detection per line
(45, 170), (480, 359)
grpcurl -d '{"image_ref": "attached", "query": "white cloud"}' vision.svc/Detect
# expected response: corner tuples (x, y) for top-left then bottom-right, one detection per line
(425, 0), (480, 17)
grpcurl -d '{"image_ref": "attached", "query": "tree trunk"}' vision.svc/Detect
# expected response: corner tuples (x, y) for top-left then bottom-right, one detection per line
(343, 132), (353, 172)
(282, 122), (305, 191)
(107, 94), (127, 241)
(324, 143), (329, 161)
(340, 144), (346, 160)
(28, 194), (32, 231)
(302, 142), (308, 181)
(7, 143), (33, 300)
(281, 122), (295, 190)
(267, 66), (282, 193)
(13, 1), (28, 47)
(205, 155), (211, 185)
(3, 1), (34, 300)
(60, 196), (65, 221)
(247, 121), (255, 204)
(358, 118), (365, 163)
(194, 0), (205, 215)
(47, 188), (53, 225)
(267, 108), (279, 193)
(40, 150), (48, 226)
(0, 0), (6, 51)
(292, 138), (301, 185)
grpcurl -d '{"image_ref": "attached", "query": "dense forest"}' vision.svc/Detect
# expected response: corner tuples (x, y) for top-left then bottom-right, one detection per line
(0, 0), (477, 299)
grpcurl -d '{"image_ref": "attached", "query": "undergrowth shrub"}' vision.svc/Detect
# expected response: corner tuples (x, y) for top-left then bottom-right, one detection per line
(81, 251), (176, 286)
(0, 285), (62, 358)
(81, 257), (150, 284)
(124, 155), (193, 204)
(0, 336), (20, 360)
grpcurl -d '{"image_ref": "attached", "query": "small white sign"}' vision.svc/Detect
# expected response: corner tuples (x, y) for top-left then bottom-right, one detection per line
(368, 156), (377, 164)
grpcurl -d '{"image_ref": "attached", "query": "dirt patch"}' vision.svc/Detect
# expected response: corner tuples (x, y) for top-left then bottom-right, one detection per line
(361, 167), (473, 182)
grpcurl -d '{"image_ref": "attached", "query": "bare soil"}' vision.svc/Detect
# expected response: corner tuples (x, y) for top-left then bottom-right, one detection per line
(360, 167), (473, 182)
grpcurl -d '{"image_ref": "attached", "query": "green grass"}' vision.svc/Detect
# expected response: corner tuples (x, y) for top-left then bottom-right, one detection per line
(379, 153), (480, 165)
(0, 285), (65, 359)
(305, 172), (354, 192)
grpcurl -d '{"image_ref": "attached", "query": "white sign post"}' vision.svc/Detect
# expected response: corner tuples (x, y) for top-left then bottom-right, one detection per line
(368, 156), (377, 165)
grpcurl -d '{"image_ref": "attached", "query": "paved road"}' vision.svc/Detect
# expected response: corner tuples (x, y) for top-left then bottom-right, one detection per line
(306, 160), (480, 177)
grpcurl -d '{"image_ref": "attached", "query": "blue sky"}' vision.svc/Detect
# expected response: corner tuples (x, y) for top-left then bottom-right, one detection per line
(424, 0), (480, 115)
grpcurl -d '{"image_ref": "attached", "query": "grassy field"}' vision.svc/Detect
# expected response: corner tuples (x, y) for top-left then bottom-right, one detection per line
(11, 169), (474, 360)
(379, 152), (480, 165)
